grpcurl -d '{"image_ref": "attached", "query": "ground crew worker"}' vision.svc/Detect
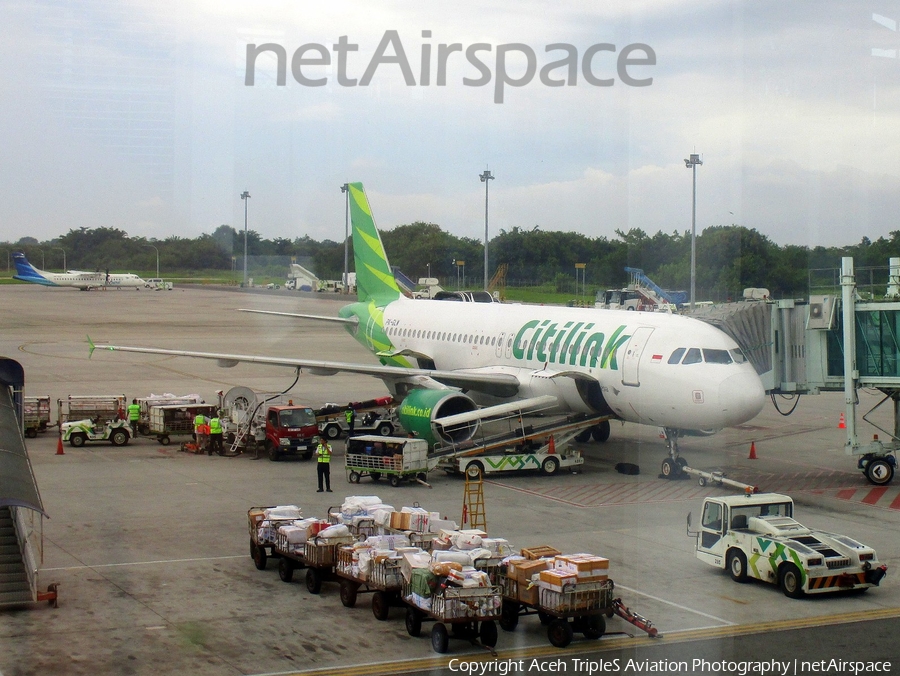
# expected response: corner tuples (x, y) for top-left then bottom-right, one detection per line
(208, 413), (223, 456)
(316, 439), (333, 492)
(193, 412), (207, 442)
(345, 406), (356, 437)
(127, 399), (140, 435)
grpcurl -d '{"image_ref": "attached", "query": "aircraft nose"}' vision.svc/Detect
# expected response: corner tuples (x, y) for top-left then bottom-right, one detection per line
(719, 370), (765, 426)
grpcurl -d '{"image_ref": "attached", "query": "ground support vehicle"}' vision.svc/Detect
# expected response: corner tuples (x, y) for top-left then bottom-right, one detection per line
(315, 397), (395, 436)
(218, 387), (319, 460)
(148, 403), (218, 446)
(319, 409), (397, 440)
(346, 436), (430, 487)
(23, 396), (51, 438)
(259, 404), (319, 461)
(61, 418), (131, 447)
(433, 413), (610, 477)
(57, 395), (127, 427)
(498, 575), (613, 648)
(402, 580), (502, 654)
(688, 492), (887, 597)
(334, 547), (406, 620)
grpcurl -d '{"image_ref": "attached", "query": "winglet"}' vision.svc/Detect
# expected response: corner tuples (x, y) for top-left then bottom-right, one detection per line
(87, 335), (96, 359)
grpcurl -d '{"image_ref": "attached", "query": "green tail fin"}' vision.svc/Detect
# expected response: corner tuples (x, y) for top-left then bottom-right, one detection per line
(348, 183), (402, 307)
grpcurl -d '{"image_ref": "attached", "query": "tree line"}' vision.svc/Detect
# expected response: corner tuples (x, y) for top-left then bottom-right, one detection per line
(5, 224), (900, 300)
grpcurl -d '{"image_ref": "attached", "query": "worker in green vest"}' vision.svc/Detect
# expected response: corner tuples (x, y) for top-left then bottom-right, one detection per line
(345, 406), (356, 437)
(208, 413), (223, 456)
(316, 439), (333, 492)
(193, 412), (207, 441)
(127, 399), (141, 436)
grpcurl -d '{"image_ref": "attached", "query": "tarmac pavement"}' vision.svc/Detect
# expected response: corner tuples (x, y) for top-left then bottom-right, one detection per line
(1, 285), (899, 676)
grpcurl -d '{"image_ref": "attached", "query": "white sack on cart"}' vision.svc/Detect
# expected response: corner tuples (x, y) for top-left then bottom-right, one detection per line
(264, 505), (302, 520)
(451, 532), (483, 550)
(341, 495), (382, 517)
(364, 534), (410, 550)
(372, 508), (394, 527)
(319, 523), (351, 539)
(465, 548), (494, 565)
(365, 503), (393, 515)
(430, 550), (472, 565)
(277, 525), (308, 544)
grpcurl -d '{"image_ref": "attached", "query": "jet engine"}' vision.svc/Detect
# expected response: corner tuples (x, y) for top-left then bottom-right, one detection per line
(396, 389), (479, 447)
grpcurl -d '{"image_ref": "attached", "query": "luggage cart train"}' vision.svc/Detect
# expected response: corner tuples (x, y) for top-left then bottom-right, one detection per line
(248, 497), (658, 655)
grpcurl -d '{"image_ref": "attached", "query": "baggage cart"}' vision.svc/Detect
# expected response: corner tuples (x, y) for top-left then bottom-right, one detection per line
(23, 396), (51, 438)
(248, 506), (301, 572)
(498, 574), (614, 648)
(345, 435), (430, 487)
(402, 580), (502, 654)
(148, 403), (217, 445)
(334, 546), (406, 620)
(57, 395), (126, 426)
(300, 535), (356, 594)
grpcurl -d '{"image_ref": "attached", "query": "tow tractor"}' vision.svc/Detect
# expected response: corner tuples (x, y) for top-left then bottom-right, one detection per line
(687, 490), (887, 597)
(315, 397), (397, 440)
(61, 417), (131, 447)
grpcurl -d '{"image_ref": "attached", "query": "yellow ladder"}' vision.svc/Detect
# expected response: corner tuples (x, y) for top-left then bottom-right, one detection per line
(462, 466), (487, 531)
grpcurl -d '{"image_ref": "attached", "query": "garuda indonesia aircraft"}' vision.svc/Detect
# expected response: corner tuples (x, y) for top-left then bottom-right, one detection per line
(91, 183), (765, 476)
(13, 252), (146, 290)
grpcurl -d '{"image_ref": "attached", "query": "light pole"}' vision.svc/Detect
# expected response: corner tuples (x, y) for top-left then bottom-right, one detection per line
(341, 183), (350, 293)
(143, 244), (159, 278)
(684, 153), (703, 310)
(241, 191), (251, 287)
(479, 169), (494, 291)
(52, 247), (66, 271)
(575, 263), (586, 303)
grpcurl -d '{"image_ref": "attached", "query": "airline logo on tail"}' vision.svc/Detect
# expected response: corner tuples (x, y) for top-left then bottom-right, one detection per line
(12, 253), (54, 285)
(348, 183), (401, 307)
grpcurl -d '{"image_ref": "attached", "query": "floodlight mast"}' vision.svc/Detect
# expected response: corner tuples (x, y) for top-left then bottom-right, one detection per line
(684, 154), (702, 310)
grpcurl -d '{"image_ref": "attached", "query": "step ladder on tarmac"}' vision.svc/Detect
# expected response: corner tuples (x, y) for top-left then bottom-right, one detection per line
(461, 466), (487, 532)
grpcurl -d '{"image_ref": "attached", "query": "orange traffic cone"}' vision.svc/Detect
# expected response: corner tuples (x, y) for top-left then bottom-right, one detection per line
(56, 432), (64, 455)
(547, 436), (556, 455)
(748, 441), (757, 460)
(838, 413), (846, 429)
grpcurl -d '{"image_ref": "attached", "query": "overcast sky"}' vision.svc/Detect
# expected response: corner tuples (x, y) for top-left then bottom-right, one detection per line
(2, 0), (899, 249)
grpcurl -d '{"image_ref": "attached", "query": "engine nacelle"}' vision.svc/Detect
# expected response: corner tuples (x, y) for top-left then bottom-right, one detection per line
(396, 389), (479, 447)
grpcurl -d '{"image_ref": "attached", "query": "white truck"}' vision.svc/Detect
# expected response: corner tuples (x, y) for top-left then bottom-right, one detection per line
(688, 492), (886, 598)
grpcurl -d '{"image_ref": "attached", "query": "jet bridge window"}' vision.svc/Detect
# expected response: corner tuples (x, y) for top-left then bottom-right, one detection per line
(702, 349), (732, 364)
(667, 348), (686, 364)
(682, 348), (702, 365)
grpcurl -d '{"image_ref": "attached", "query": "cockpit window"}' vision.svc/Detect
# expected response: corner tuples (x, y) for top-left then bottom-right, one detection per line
(682, 348), (702, 365)
(668, 348), (686, 364)
(702, 349), (733, 364)
(730, 348), (747, 364)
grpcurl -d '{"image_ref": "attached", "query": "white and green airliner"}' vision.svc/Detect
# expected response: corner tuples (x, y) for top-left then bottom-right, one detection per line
(92, 183), (765, 475)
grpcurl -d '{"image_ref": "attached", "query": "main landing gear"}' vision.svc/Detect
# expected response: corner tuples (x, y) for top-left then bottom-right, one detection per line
(660, 428), (688, 479)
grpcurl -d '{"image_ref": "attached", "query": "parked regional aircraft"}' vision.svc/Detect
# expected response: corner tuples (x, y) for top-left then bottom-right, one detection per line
(13, 252), (147, 290)
(91, 183), (765, 476)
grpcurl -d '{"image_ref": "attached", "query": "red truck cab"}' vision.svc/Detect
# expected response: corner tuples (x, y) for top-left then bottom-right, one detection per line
(264, 405), (319, 461)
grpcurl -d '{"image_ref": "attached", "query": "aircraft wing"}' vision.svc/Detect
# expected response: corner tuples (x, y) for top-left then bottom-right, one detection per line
(88, 340), (520, 397)
(237, 309), (358, 326)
